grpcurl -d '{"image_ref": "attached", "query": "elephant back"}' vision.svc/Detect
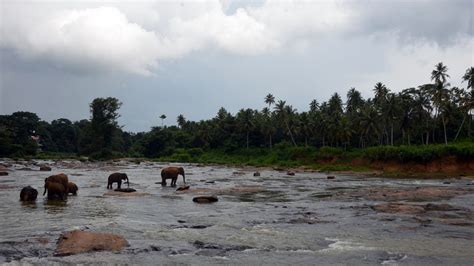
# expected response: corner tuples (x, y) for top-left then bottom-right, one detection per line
(20, 186), (38, 201)
(46, 173), (69, 190)
(108, 172), (127, 181)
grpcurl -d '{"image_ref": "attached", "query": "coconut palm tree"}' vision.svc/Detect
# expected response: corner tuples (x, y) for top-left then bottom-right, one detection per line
(261, 107), (275, 148)
(274, 100), (297, 146)
(236, 108), (255, 149)
(177, 114), (186, 129)
(429, 63), (452, 144)
(462, 67), (474, 91)
(431, 62), (450, 85)
(265, 93), (275, 109)
(159, 114), (166, 127)
(309, 99), (319, 113)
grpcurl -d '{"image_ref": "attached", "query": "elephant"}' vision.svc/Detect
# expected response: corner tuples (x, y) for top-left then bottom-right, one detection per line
(161, 167), (186, 187)
(20, 186), (38, 201)
(68, 182), (78, 195)
(44, 173), (69, 200)
(107, 173), (129, 189)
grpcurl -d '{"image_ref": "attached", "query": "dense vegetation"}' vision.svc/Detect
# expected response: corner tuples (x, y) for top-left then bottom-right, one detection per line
(1, 63), (473, 167)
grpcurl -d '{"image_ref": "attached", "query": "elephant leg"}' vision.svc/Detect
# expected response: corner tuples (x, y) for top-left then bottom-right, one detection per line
(161, 179), (166, 186)
(107, 183), (111, 189)
(117, 180), (122, 189)
(172, 178), (177, 187)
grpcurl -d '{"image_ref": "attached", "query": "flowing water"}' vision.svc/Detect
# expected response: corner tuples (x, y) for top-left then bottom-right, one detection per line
(0, 159), (473, 265)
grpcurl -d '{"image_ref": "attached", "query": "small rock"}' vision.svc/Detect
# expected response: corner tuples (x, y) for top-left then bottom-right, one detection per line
(176, 185), (190, 191)
(0, 171), (8, 176)
(205, 181), (215, 184)
(443, 181), (451, 184)
(114, 188), (137, 193)
(177, 220), (186, 223)
(39, 166), (52, 171)
(193, 196), (218, 203)
(54, 230), (128, 256)
(286, 171), (295, 176)
(327, 176), (335, 180)
(190, 225), (209, 229)
(253, 172), (261, 177)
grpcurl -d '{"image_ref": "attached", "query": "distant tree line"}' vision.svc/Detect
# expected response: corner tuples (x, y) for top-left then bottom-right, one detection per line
(0, 63), (472, 159)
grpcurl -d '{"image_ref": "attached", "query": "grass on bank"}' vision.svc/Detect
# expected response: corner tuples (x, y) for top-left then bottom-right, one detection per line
(15, 142), (474, 173)
(157, 142), (474, 171)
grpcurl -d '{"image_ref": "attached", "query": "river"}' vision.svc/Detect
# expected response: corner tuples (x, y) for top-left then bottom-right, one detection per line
(0, 159), (473, 265)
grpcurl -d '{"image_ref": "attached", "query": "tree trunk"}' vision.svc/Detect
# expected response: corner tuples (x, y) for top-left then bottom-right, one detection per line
(390, 123), (394, 146)
(402, 129), (405, 145)
(246, 131), (249, 149)
(442, 115), (448, 145)
(285, 121), (297, 146)
(454, 115), (466, 141)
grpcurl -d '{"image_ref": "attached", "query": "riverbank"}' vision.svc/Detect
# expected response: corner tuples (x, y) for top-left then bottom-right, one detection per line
(3, 143), (473, 178)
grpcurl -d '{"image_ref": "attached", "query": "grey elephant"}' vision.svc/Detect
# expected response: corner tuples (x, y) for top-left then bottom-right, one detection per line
(107, 173), (129, 189)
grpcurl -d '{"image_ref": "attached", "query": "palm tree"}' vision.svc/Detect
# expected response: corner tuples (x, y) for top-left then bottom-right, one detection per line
(177, 114), (186, 129)
(264, 93), (275, 109)
(236, 108), (255, 149)
(309, 99), (319, 113)
(346, 88), (364, 115)
(429, 63), (451, 145)
(462, 67), (474, 91)
(373, 82), (388, 108)
(384, 93), (399, 145)
(359, 105), (379, 147)
(431, 62), (450, 85)
(159, 114), (166, 127)
(261, 107), (275, 148)
(274, 100), (297, 146)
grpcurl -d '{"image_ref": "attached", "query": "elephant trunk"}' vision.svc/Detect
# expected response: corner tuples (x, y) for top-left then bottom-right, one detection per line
(126, 177), (129, 187)
(182, 172), (186, 184)
(43, 187), (47, 196)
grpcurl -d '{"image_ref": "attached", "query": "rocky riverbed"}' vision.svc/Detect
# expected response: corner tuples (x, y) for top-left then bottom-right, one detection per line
(0, 159), (473, 265)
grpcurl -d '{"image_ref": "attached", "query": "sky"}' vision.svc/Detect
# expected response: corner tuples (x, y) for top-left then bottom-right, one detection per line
(0, 0), (473, 132)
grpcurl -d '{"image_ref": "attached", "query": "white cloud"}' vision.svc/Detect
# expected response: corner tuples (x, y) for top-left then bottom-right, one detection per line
(1, 6), (161, 75)
(0, 0), (471, 76)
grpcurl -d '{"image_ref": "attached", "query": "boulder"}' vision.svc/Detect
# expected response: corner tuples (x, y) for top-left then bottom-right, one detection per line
(39, 166), (52, 171)
(286, 171), (295, 176)
(253, 172), (261, 177)
(0, 171), (8, 176)
(327, 176), (335, 180)
(193, 196), (218, 203)
(114, 188), (136, 193)
(54, 230), (128, 256)
(104, 191), (149, 197)
(176, 185), (190, 191)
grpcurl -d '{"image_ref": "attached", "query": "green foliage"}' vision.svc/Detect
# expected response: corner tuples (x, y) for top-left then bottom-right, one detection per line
(363, 143), (474, 162)
(1, 63), (474, 164)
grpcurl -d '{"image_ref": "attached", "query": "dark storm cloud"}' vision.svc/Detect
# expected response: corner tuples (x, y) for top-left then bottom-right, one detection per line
(348, 0), (473, 45)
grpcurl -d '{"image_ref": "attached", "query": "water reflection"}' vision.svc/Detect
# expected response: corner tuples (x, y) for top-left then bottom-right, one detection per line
(20, 201), (38, 209)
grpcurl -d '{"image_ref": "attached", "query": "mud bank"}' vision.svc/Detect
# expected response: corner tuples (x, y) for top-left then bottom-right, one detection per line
(366, 156), (474, 176)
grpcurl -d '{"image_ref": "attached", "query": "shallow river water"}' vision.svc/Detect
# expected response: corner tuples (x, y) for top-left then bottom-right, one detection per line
(0, 159), (473, 265)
